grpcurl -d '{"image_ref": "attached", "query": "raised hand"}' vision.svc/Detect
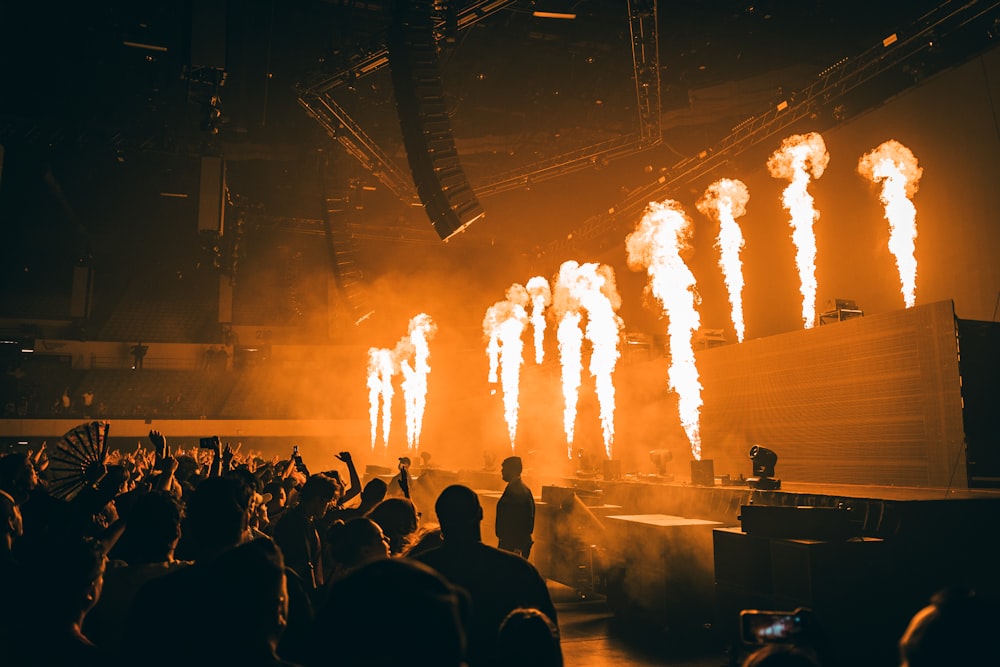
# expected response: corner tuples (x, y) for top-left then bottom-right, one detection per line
(156, 454), (179, 476)
(221, 442), (235, 470)
(35, 443), (50, 473)
(335, 451), (352, 463)
(30, 442), (47, 466)
(148, 430), (167, 459)
(398, 465), (410, 499)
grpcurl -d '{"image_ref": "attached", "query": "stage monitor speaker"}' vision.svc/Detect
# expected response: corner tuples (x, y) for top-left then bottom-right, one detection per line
(691, 459), (715, 486)
(387, 0), (484, 241)
(198, 156), (226, 234)
(738, 505), (861, 541)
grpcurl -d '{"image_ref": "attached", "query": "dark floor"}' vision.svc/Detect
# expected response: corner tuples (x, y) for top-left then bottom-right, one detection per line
(551, 581), (735, 667)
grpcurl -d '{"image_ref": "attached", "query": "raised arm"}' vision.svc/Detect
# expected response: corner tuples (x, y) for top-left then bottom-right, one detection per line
(335, 451), (361, 505)
(208, 436), (224, 477)
(149, 430), (179, 495)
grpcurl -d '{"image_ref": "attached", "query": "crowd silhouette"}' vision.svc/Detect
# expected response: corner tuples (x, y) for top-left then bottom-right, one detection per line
(0, 429), (561, 667)
(0, 425), (996, 667)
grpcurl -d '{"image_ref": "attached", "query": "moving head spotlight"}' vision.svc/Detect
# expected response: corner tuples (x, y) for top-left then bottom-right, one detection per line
(748, 445), (781, 490)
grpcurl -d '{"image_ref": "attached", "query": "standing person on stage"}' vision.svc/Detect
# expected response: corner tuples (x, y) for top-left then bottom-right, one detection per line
(495, 456), (534, 558)
(130, 341), (148, 370)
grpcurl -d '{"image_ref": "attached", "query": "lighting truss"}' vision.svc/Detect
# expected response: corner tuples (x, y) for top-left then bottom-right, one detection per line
(550, 0), (1000, 258)
(474, 0), (662, 198)
(296, 0), (663, 227)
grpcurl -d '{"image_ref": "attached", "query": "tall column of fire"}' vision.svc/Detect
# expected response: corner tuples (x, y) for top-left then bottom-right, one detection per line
(553, 270), (583, 460)
(483, 285), (530, 451)
(398, 313), (436, 452)
(697, 178), (751, 342)
(366, 347), (395, 453)
(626, 200), (704, 460)
(366, 313), (436, 454)
(526, 276), (552, 364)
(767, 132), (829, 329)
(553, 260), (623, 461)
(858, 140), (923, 308)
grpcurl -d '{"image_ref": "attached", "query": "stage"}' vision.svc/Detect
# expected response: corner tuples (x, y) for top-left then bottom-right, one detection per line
(5, 298), (1000, 664)
(465, 473), (1000, 667)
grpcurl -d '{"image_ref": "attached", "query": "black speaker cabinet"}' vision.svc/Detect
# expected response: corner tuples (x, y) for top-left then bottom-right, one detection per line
(387, 0), (484, 240)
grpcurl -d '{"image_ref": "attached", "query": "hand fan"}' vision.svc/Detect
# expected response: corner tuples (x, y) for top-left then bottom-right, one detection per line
(46, 420), (111, 500)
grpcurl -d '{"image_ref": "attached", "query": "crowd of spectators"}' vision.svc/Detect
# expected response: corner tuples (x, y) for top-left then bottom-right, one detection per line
(0, 427), (562, 666)
(1, 423), (997, 666)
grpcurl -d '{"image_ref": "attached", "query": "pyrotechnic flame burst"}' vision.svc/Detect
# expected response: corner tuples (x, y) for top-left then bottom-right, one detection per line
(858, 140), (922, 308)
(483, 288), (530, 451)
(555, 312), (583, 459)
(400, 313), (436, 451)
(697, 178), (750, 342)
(626, 200), (704, 460)
(553, 261), (623, 460)
(526, 276), (552, 364)
(366, 314), (436, 454)
(366, 348), (395, 453)
(767, 132), (829, 329)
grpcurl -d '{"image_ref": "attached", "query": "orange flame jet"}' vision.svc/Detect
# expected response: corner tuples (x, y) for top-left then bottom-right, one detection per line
(626, 200), (704, 460)
(858, 140), (923, 308)
(767, 132), (829, 329)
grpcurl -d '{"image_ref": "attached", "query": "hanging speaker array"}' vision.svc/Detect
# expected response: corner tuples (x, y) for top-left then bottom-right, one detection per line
(387, 0), (485, 240)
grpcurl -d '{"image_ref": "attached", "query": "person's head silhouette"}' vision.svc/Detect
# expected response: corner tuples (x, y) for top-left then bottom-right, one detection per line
(367, 497), (418, 555)
(327, 517), (390, 569)
(501, 456), (523, 483)
(434, 484), (483, 543)
(497, 607), (563, 667)
(899, 587), (1000, 667)
(312, 558), (468, 666)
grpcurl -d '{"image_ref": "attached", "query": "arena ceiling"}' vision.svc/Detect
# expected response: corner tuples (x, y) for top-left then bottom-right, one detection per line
(0, 0), (985, 319)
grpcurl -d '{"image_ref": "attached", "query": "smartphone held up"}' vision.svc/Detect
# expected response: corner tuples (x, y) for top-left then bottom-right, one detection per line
(740, 608), (810, 645)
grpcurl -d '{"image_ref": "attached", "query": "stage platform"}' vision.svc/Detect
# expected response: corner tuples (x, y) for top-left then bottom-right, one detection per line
(458, 470), (1000, 667)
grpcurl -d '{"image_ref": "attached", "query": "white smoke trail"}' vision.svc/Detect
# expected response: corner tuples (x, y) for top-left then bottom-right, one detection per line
(697, 178), (750, 342)
(526, 276), (552, 364)
(858, 140), (923, 308)
(626, 200), (704, 460)
(767, 132), (829, 329)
